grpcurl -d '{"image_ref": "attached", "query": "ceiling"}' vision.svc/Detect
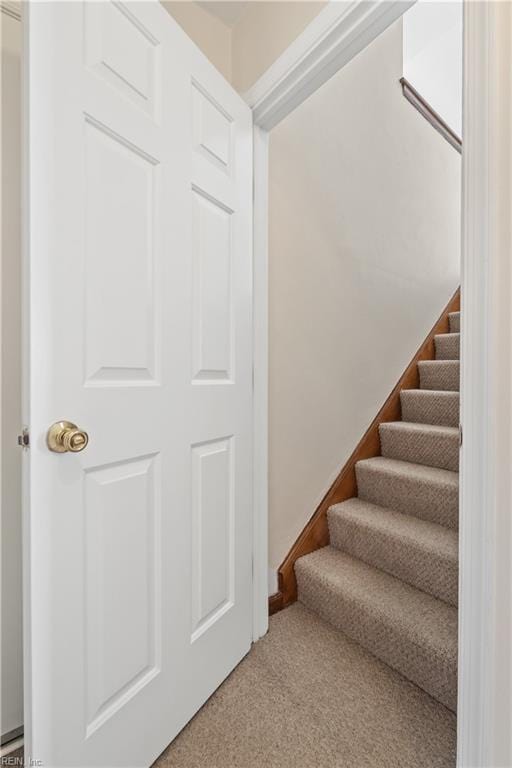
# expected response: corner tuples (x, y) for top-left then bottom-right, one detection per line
(196, 1), (250, 27)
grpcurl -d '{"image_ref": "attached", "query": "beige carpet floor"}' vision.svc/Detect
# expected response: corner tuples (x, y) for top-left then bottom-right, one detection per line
(154, 603), (456, 768)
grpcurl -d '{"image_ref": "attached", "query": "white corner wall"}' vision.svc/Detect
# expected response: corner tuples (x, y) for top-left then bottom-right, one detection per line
(268, 18), (461, 570)
(403, 0), (462, 136)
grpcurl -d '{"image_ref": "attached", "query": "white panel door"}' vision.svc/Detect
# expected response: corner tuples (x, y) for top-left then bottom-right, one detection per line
(24, 3), (253, 766)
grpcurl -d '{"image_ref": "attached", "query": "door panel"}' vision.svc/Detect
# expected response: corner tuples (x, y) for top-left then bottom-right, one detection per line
(25, 3), (253, 766)
(84, 2), (160, 119)
(84, 118), (159, 385)
(191, 437), (234, 641)
(84, 453), (161, 738)
(191, 189), (233, 381)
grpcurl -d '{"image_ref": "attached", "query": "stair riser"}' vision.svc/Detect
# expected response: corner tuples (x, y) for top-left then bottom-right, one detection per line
(379, 426), (459, 472)
(328, 512), (458, 606)
(418, 361), (460, 392)
(449, 312), (460, 333)
(400, 391), (459, 428)
(435, 334), (460, 361)
(356, 464), (458, 529)
(296, 563), (457, 711)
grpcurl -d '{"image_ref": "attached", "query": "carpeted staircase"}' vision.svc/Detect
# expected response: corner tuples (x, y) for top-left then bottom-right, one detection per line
(295, 310), (460, 712)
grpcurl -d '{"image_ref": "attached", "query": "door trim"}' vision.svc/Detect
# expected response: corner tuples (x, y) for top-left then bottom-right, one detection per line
(251, 125), (269, 640)
(458, 4), (512, 766)
(247, 1), (512, 765)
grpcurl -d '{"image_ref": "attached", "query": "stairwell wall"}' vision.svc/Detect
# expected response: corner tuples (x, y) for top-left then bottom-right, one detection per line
(161, 1), (326, 92)
(268, 18), (461, 572)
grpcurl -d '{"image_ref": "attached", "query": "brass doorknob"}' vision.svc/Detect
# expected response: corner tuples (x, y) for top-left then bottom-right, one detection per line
(47, 421), (89, 453)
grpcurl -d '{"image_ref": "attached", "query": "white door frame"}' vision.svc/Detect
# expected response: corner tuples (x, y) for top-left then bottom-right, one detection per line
(458, 4), (512, 766)
(247, 2), (512, 766)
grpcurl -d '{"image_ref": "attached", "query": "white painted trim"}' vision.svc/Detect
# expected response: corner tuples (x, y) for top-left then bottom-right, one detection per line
(21, 3), (33, 760)
(252, 125), (269, 639)
(458, 3), (512, 766)
(244, 0), (415, 131)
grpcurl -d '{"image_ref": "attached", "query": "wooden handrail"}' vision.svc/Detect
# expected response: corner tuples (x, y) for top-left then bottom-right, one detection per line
(400, 77), (462, 154)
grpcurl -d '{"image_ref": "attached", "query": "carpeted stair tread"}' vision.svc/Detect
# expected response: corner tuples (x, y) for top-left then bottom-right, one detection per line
(295, 547), (457, 710)
(356, 456), (458, 529)
(435, 333), (460, 361)
(328, 498), (458, 606)
(400, 389), (459, 428)
(418, 360), (459, 392)
(379, 421), (459, 471)
(448, 311), (460, 333)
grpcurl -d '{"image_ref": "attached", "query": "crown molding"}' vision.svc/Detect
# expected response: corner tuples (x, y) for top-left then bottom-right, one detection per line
(244, 0), (415, 131)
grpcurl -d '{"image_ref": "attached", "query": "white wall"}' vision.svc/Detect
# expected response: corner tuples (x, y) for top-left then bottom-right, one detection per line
(161, 1), (326, 92)
(1, 7), (23, 741)
(403, 0), (462, 136)
(268, 17), (461, 570)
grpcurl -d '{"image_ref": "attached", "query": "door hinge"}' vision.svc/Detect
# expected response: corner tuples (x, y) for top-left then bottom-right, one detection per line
(17, 427), (30, 449)
(459, 424), (463, 447)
